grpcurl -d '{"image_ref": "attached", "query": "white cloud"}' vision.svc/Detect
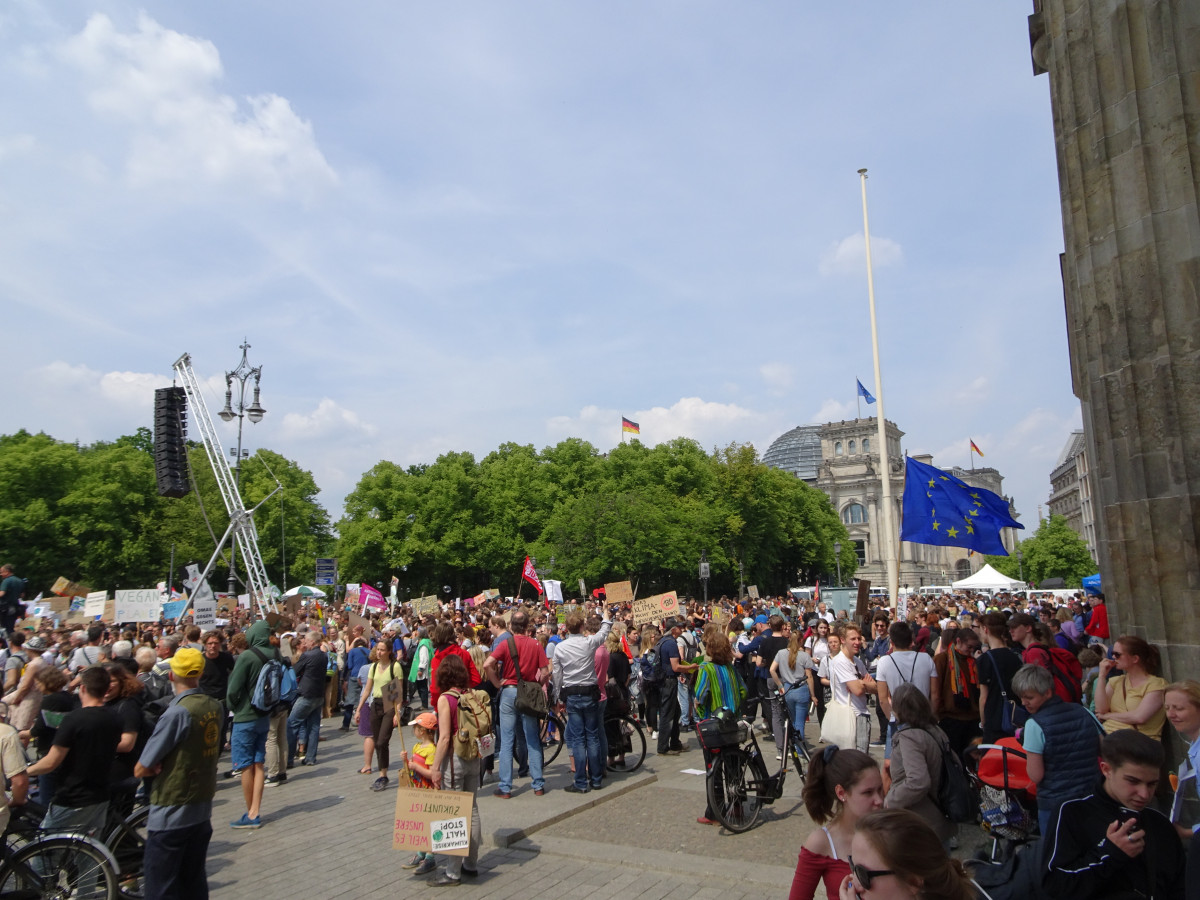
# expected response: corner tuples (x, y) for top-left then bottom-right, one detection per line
(547, 398), (764, 451)
(38, 361), (170, 410)
(819, 232), (903, 277)
(811, 398), (856, 423)
(952, 376), (989, 404)
(279, 398), (378, 441)
(759, 362), (794, 394)
(56, 13), (336, 197)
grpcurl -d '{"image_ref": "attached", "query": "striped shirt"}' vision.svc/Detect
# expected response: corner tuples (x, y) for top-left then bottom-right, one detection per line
(694, 663), (745, 718)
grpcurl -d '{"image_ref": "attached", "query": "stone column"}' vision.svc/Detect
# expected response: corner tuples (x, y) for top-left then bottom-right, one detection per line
(1032, 0), (1200, 677)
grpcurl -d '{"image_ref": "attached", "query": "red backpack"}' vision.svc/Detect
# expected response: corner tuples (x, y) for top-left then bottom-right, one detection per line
(1025, 643), (1083, 703)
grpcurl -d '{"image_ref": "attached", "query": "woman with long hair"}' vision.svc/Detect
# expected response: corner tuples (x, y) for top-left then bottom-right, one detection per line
(430, 655), (482, 886)
(354, 641), (401, 791)
(789, 746), (883, 900)
(842, 808), (979, 900)
(806, 621), (832, 725)
(694, 633), (746, 826)
(1165, 680), (1200, 894)
(1096, 635), (1166, 739)
(884, 684), (955, 846)
(103, 661), (147, 817)
(771, 630), (815, 753)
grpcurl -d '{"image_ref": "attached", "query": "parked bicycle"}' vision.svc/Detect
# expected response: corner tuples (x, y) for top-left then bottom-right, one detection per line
(539, 709), (647, 773)
(0, 805), (121, 899)
(700, 708), (810, 833)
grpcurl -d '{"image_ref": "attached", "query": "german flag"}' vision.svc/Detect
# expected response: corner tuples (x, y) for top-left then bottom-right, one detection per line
(621, 417), (640, 434)
(970, 439), (984, 457)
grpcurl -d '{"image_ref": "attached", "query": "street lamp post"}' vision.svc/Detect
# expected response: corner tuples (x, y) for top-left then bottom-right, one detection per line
(833, 541), (843, 587)
(699, 550), (710, 607)
(1017, 547), (1024, 584)
(217, 340), (266, 598)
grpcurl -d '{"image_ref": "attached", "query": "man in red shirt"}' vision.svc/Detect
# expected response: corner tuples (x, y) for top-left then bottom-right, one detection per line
(1084, 594), (1110, 644)
(483, 611), (550, 798)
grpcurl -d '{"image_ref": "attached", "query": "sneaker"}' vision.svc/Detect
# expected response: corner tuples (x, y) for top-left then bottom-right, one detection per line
(230, 814), (262, 829)
(402, 854), (423, 870)
(265, 774), (287, 787)
(432, 874), (462, 887)
(650, 731), (658, 740)
(413, 857), (438, 876)
(370, 776), (390, 792)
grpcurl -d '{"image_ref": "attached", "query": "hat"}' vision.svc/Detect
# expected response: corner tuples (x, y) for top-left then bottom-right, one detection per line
(753, 615), (769, 625)
(26, 636), (48, 651)
(742, 617), (754, 630)
(170, 648), (205, 678)
(413, 712), (437, 730)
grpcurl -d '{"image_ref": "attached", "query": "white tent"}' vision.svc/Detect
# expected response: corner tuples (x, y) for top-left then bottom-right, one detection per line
(951, 563), (1024, 592)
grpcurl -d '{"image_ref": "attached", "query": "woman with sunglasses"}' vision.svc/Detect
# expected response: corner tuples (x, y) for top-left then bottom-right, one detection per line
(1095, 635), (1166, 739)
(788, 746), (882, 900)
(840, 808), (979, 900)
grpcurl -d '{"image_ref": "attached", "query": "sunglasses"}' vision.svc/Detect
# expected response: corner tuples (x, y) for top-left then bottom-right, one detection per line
(848, 855), (895, 891)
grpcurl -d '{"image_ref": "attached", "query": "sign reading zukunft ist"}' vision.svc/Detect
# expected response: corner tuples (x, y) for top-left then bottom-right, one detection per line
(115, 589), (160, 622)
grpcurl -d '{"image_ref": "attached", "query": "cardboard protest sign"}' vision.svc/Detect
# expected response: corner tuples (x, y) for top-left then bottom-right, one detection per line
(103, 598), (115, 622)
(349, 610), (369, 633)
(84, 591), (107, 617)
(51, 577), (92, 598)
(556, 603), (580, 625)
(604, 581), (634, 608)
(115, 589), (160, 622)
(284, 595), (302, 617)
(393, 788), (474, 855)
(48, 596), (71, 614)
(747, 585), (760, 600)
(855, 580), (872, 621)
(412, 595), (440, 615)
(633, 591), (679, 628)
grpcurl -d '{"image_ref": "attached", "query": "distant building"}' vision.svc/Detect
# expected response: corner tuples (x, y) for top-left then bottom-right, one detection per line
(1048, 430), (1097, 563)
(764, 417), (1020, 591)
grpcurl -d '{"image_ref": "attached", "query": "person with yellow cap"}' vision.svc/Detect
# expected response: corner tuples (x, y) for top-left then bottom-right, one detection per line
(134, 646), (223, 900)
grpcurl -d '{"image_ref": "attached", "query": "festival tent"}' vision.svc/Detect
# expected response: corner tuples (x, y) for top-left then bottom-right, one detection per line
(951, 564), (1025, 592)
(1082, 573), (1101, 595)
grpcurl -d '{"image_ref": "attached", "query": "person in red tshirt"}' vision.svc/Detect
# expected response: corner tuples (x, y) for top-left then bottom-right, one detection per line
(428, 622), (480, 711)
(1084, 593), (1110, 643)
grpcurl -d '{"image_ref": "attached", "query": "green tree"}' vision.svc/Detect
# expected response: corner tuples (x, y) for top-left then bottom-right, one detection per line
(985, 514), (1095, 587)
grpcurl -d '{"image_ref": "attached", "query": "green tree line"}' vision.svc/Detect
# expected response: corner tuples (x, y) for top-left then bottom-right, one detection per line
(984, 513), (1095, 587)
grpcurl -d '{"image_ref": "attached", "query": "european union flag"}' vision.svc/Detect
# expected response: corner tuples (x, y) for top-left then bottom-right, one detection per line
(900, 456), (1024, 555)
(856, 379), (876, 404)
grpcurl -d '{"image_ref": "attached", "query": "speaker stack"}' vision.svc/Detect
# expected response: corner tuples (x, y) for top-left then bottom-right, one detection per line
(154, 386), (190, 498)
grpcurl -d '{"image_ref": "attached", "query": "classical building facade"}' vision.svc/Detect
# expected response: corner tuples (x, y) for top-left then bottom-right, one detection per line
(1047, 430), (1098, 563)
(764, 417), (1020, 590)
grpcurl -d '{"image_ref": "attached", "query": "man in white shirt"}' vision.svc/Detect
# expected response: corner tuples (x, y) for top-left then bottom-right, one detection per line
(816, 603), (834, 624)
(875, 621), (939, 764)
(829, 623), (876, 752)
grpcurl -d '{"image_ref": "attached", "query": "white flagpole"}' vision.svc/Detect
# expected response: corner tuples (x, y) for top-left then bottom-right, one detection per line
(859, 168), (899, 607)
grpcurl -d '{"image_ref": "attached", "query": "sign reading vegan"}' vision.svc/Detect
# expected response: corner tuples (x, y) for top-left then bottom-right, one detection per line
(633, 590), (678, 627)
(604, 580), (634, 608)
(393, 788), (473, 856)
(115, 589), (160, 622)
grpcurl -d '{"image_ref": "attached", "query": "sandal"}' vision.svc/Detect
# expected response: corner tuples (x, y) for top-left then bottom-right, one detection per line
(358, 767), (373, 774)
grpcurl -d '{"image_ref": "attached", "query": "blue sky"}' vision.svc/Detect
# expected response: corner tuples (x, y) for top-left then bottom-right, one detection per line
(1, 2), (1079, 531)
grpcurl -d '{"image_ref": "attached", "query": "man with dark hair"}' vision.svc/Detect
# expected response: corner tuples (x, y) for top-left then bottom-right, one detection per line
(654, 619), (697, 757)
(978, 611), (1024, 743)
(0, 564), (24, 636)
(1043, 729), (1185, 898)
(551, 605), (613, 792)
(483, 610), (549, 798)
(26, 666), (119, 834)
(876, 620), (938, 763)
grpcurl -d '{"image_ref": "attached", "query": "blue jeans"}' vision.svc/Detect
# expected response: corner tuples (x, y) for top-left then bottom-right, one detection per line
(784, 685), (811, 734)
(287, 695), (322, 765)
(497, 686), (544, 793)
(884, 720), (898, 760)
(565, 694), (604, 789)
(677, 679), (692, 727)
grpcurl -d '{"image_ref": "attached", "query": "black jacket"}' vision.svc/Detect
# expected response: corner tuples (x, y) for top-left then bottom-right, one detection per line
(293, 648), (328, 700)
(1043, 781), (1185, 899)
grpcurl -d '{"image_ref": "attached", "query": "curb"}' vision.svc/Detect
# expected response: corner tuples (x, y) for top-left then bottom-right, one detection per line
(491, 771), (658, 848)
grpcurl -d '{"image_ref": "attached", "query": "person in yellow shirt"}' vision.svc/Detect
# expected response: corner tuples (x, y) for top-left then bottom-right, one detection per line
(399, 712), (439, 875)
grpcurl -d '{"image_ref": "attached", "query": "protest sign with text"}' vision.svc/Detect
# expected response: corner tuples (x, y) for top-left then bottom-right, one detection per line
(633, 590), (679, 628)
(115, 589), (160, 622)
(604, 581), (634, 608)
(393, 788), (473, 855)
(411, 595), (440, 615)
(84, 591), (107, 617)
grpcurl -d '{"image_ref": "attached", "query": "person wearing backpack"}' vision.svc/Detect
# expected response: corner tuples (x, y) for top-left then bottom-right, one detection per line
(1010, 614), (1084, 705)
(885, 683), (957, 848)
(225, 618), (277, 829)
(430, 655), (483, 886)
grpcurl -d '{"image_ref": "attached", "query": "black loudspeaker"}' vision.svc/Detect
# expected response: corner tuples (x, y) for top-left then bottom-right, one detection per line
(154, 386), (190, 498)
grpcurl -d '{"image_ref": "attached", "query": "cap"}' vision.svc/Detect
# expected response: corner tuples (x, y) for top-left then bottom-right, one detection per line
(170, 647), (205, 678)
(26, 636), (48, 651)
(754, 615), (768, 625)
(413, 712), (437, 730)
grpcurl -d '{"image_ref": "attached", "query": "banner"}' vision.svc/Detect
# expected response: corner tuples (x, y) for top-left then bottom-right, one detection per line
(521, 556), (543, 594)
(115, 589), (160, 622)
(361, 583), (386, 612)
(543, 580), (563, 606)
(184, 564), (216, 625)
(633, 590), (679, 628)
(84, 591), (107, 617)
(393, 787), (474, 856)
(193, 599), (215, 629)
(162, 599), (188, 620)
(604, 580), (634, 608)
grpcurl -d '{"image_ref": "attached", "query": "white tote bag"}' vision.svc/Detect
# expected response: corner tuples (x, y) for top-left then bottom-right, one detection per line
(819, 698), (858, 749)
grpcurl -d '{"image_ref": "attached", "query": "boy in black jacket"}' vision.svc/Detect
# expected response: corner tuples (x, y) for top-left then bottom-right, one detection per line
(1043, 729), (1185, 899)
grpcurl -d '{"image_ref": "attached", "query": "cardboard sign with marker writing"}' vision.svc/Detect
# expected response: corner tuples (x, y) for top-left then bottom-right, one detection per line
(855, 580), (871, 621)
(633, 590), (678, 627)
(51, 577), (92, 598)
(556, 603), (580, 624)
(412, 595), (440, 615)
(349, 610), (369, 633)
(747, 585), (759, 600)
(604, 581), (633, 608)
(393, 788), (474, 855)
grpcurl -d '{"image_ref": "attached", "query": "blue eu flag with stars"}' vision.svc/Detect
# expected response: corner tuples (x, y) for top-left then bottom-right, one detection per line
(856, 379), (876, 404)
(900, 457), (1023, 555)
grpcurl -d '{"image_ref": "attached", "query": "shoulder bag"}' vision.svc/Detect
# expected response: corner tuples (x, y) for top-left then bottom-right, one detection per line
(506, 635), (547, 719)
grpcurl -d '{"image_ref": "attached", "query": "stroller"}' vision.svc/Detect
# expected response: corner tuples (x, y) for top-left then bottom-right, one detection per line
(970, 738), (1039, 862)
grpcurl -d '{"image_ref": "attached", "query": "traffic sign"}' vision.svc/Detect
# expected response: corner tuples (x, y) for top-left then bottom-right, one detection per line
(315, 558), (338, 586)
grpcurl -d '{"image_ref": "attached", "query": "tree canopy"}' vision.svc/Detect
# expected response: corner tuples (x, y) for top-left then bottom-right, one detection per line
(984, 514), (1095, 587)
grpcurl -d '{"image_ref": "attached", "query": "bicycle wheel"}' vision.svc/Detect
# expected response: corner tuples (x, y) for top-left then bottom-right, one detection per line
(539, 713), (565, 765)
(0, 834), (118, 900)
(105, 806), (149, 899)
(607, 716), (647, 774)
(706, 748), (766, 833)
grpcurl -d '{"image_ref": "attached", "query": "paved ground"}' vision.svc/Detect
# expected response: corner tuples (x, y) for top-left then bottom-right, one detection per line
(205, 716), (987, 900)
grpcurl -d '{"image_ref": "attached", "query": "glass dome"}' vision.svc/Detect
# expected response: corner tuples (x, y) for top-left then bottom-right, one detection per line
(763, 425), (823, 481)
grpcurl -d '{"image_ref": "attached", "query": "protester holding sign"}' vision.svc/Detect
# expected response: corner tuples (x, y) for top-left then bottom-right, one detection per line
(430, 655), (482, 886)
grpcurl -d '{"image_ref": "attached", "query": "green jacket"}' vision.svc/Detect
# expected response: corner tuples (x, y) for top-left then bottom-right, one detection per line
(226, 620), (274, 723)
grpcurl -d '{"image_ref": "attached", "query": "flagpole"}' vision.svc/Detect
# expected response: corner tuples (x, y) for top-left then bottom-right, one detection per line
(859, 168), (899, 607)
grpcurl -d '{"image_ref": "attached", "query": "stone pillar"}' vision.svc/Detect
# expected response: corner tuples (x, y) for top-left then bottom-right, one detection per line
(1032, 0), (1200, 677)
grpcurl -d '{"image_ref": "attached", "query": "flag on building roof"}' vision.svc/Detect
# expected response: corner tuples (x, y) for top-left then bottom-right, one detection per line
(621, 417), (640, 434)
(900, 456), (1023, 556)
(856, 379), (876, 404)
(970, 439), (984, 457)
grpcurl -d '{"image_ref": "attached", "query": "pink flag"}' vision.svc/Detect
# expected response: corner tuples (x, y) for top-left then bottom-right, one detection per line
(360, 583), (386, 611)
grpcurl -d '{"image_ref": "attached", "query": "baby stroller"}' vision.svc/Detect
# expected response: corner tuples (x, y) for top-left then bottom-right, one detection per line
(970, 739), (1039, 862)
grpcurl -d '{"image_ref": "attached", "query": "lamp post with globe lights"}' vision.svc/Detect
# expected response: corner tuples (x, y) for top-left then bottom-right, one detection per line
(217, 341), (266, 598)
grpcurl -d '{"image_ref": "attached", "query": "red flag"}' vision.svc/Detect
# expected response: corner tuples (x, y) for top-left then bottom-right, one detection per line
(814, 581), (820, 602)
(522, 556), (544, 594)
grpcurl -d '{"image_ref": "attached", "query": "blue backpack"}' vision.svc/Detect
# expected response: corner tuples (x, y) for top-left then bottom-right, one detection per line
(249, 648), (298, 714)
(640, 649), (663, 685)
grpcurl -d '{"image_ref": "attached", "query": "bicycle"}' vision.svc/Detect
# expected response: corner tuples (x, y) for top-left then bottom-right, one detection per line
(539, 711), (566, 765)
(0, 807), (120, 899)
(539, 709), (648, 774)
(701, 706), (811, 833)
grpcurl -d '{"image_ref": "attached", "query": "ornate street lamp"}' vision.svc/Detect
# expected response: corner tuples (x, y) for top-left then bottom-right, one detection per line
(218, 340), (265, 597)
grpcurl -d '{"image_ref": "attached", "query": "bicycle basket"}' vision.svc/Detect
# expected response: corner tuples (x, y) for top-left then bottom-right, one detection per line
(698, 712), (746, 749)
